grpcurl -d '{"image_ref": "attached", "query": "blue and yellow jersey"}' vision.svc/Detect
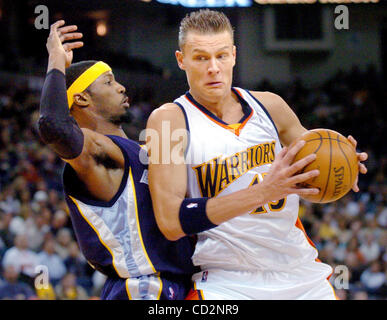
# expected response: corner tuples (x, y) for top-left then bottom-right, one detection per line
(62, 135), (197, 280)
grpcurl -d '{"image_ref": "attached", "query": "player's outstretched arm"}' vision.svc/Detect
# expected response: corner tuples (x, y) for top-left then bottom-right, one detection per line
(146, 105), (319, 241)
(37, 21), (124, 201)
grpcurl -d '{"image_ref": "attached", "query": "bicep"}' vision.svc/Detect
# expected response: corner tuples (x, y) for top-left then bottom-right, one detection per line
(63, 128), (125, 201)
(146, 104), (188, 240)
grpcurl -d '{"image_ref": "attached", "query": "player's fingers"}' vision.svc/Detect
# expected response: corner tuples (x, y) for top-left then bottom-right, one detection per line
(357, 152), (368, 162)
(359, 163), (367, 174)
(291, 187), (320, 196)
(288, 169), (319, 186)
(50, 20), (65, 31)
(352, 176), (359, 192)
(57, 25), (78, 36)
(347, 135), (357, 149)
(63, 42), (84, 52)
(283, 140), (306, 164)
(286, 153), (316, 176)
(59, 32), (83, 43)
(275, 146), (288, 161)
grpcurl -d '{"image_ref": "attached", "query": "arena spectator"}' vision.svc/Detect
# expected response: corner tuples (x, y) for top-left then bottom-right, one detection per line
(359, 232), (382, 263)
(0, 265), (37, 300)
(64, 241), (93, 292)
(54, 228), (73, 260)
(360, 260), (386, 297)
(24, 211), (50, 251)
(2, 233), (39, 285)
(55, 272), (89, 300)
(37, 238), (67, 286)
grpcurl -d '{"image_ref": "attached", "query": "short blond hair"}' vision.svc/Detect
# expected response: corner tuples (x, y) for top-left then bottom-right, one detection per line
(178, 9), (234, 49)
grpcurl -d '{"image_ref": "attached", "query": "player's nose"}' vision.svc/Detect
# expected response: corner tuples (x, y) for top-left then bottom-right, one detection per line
(117, 82), (126, 94)
(208, 57), (220, 74)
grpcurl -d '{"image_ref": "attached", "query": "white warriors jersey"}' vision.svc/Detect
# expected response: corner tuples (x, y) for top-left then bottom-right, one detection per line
(174, 88), (332, 273)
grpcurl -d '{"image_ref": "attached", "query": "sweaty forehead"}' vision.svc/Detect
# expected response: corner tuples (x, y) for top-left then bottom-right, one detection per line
(183, 31), (233, 52)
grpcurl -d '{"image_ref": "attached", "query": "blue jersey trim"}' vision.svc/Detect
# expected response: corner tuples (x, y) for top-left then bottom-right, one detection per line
(185, 90), (252, 126)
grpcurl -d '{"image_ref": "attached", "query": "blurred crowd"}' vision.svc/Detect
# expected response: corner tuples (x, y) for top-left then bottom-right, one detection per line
(0, 64), (386, 300)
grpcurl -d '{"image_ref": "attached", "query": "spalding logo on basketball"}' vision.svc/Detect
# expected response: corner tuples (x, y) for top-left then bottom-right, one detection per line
(293, 129), (359, 203)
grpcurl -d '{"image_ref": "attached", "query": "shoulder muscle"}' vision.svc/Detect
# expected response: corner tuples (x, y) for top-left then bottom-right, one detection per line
(250, 91), (307, 146)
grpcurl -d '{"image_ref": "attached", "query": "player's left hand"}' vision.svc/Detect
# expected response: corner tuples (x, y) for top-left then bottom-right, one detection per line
(347, 135), (367, 192)
(46, 20), (83, 69)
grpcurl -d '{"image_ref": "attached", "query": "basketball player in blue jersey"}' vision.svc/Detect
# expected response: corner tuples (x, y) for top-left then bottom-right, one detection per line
(37, 20), (196, 300)
(146, 10), (368, 300)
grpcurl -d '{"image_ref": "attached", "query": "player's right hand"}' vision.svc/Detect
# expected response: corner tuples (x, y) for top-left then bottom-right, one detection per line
(46, 20), (83, 68)
(259, 140), (320, 202)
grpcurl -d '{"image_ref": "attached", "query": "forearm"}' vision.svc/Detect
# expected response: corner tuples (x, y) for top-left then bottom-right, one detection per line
(160, 183), (269, 240)
(206, 183), (267, 225)
(47, 50), (66, 74)
(37, 68), (84, 159)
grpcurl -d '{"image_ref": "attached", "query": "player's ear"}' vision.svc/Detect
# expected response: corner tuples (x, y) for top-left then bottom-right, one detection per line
(73, 92), (90, 108)
(175, 50), (185, 70)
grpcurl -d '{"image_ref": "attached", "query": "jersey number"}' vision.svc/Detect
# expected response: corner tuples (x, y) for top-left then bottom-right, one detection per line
(249, 173), (286, 215)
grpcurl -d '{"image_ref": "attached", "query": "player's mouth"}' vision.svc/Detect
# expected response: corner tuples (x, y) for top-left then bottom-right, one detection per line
(121, 96), (130, 107)
(206, 81), (223, 88)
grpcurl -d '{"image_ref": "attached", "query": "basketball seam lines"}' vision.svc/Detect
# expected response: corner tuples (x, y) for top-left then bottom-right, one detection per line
(336, 134), (353, 189)
(303, 137), (352, 148)
(319, 131), (332, 202)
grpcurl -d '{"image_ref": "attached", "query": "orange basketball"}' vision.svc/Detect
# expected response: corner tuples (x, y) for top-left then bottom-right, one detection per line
(292, 129), (359, 203)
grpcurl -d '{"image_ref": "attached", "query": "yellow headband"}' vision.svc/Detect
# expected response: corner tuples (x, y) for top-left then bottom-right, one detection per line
(66, 61), (112, 108)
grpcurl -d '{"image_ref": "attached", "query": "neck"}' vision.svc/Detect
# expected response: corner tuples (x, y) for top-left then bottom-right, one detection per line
(189, 88), (239, 119)
(94, 121), (127, 138)
(73, 110), (128, 138)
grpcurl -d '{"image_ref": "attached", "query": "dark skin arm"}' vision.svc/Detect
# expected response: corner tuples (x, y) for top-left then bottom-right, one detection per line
(45, 20), (125, 202)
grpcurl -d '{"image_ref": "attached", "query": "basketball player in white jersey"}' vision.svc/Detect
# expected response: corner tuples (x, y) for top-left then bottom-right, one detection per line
(146, 10), (368, 300)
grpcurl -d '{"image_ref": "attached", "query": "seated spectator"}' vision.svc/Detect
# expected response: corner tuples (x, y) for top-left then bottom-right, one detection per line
(0, 209), (14, 249)
(64, 241), (93, 292)
(50, 210), (69, 236)
(54, 227), (73, 260)
(24, 211), (50, 251)
(0, 265), (37, 300)
(35, 283), (56, 300)
(359, 232), (381, 263)
(37, 238), (66, 286)
(352, 290), (369, 300)
(55, 273), (89, 300)
(2, 233), (39, 286)
(360, 260), (386, 296)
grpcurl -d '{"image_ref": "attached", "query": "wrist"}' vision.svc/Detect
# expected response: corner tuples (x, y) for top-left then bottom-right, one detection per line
(47, 52), (66, 73)
(252, 181), (270, 207)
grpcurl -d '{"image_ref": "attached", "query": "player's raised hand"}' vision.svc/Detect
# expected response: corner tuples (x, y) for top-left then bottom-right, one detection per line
(347, 135), (368, 192)
(46, 20), (83, 71)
